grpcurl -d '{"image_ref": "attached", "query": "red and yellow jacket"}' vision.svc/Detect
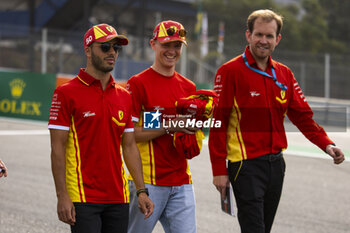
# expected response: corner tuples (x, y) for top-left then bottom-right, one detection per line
(48, 69), (133, 203)
(209, 46), (333, 176)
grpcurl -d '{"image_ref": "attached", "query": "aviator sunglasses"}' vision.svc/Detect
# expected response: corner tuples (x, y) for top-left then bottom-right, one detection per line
(166, 27), (187, 38)
(93, 42), (123, 53)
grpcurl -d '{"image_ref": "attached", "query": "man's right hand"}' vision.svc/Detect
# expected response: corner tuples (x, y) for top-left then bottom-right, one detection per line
(213, 175), (230, 200)
(57, 194), (76, 225)
(166, 117), (198, 134)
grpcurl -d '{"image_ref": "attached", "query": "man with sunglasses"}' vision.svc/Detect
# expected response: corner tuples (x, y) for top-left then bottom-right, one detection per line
(48, 24), (154, 233)
(126, 20), (197, 233)
(209, 9), (345, 233)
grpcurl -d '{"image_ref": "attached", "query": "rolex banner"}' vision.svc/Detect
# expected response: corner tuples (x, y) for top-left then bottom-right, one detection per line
(0, 71), (56, 121)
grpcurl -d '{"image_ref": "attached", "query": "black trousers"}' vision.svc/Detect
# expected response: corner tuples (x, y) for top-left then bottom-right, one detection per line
(71, 203), (129, 233)
(228, 153), (286, 233)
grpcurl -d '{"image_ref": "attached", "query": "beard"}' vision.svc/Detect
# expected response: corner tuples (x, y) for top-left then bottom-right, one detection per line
(253, 44), (275, 59)
(91, 50), (114, 73)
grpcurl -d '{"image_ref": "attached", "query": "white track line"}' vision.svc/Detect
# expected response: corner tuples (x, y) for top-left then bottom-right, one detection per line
(0, 130), (49, 135)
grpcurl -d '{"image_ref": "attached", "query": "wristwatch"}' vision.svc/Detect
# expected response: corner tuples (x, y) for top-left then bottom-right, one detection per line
(136, 188), (149, 197)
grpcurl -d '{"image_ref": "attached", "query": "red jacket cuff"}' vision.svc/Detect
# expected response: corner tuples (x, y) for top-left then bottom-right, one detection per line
(315, 136), (334, 152)
(211, 159), (228, 176)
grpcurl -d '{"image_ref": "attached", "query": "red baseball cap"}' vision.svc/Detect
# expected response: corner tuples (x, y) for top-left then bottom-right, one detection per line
(84, 24), (128, 48)
(152, 20), (187, 46)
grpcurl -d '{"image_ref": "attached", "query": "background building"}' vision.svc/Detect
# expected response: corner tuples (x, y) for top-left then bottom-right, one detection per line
(1, 0), (350, 100)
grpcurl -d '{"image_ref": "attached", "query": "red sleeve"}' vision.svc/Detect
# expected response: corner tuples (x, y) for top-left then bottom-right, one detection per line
(287, 72), (333, 151)
(209, 64), (235, 176)
(126, 77), (143, 122)
(48, 88), (71, 130)
(188, 81), (197, 95)
(124, 92), (134, 131)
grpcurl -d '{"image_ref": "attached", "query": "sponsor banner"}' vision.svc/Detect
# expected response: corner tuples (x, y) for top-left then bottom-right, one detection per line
(0, 71), (56, 121)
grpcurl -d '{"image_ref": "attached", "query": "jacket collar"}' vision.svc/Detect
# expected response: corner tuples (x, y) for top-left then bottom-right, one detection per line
(77, 68), (116, 88)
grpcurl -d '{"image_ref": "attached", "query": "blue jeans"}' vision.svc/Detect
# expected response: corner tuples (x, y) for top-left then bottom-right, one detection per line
(127, 181), (196, 233)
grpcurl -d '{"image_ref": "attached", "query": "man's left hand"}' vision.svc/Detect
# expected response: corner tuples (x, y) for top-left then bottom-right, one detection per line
(326, 145), (345, 164)
(0, 159), (7, 178)
(138, 193), (154, 219)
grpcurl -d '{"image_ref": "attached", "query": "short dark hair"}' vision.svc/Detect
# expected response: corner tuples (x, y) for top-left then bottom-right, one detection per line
(247, 9), (283, 36)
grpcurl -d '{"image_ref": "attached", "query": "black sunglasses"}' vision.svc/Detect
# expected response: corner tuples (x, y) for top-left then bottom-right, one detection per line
(94, 42), (123, 53)
(166, 28), (187, 38)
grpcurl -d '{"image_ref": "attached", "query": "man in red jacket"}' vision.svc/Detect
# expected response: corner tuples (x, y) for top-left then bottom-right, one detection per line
(49, 24), (153, 233)
(209, 9), (345, 233)
(126, 20), (198, 233)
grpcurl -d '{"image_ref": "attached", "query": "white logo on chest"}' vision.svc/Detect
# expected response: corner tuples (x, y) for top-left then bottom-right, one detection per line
(83, 111), (96, 117)
(250, 91), (261, 97)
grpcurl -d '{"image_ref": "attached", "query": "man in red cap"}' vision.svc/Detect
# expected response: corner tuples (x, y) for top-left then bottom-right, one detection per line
(126, 20), (197, 233)
(48, 23), (153, 233)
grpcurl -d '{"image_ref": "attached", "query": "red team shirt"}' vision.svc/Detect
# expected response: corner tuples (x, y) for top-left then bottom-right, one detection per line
(127, 67), (196, 186)
(48, 69), (133, 203)
(209, 46), (333, 176)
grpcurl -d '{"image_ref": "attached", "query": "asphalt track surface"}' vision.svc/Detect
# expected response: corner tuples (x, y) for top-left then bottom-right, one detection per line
(0, 118), (349, 233)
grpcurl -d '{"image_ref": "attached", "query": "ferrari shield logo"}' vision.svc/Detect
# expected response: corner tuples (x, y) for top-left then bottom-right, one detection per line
(276, 90), (287, 104)
(280, 90), (285, 99)
(118, 110), (124, 120)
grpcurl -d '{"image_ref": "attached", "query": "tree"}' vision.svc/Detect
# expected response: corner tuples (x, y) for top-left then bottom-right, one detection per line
(275, 3), (304, 51)
(200, 0), (278, 55)
(298, 0), (328, 53)
(194, 0), (349, 59)
(318, 0), (349, 53)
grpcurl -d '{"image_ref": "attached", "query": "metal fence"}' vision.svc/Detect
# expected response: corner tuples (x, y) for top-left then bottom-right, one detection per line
(0, 24), (84, 75)
(273, 50), (350, 100)
(1, 24), (350, 100)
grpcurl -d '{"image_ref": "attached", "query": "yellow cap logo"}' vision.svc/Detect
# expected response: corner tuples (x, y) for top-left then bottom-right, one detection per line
(106, 26), (114, 33)
(93, 26), (107, 40)
(158, 23), (168, 38)
(9, 79), (26, 99)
